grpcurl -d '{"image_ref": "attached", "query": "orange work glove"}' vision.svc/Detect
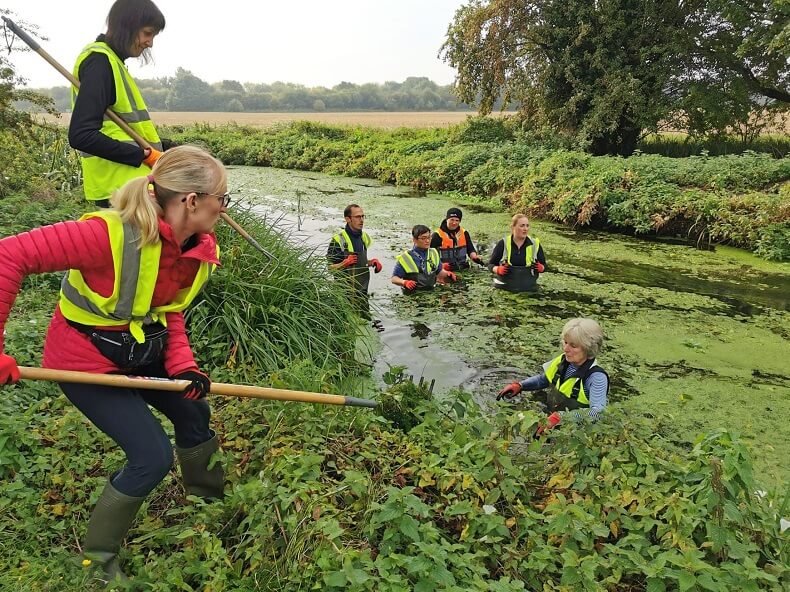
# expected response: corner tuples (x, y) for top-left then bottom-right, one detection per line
(536, 412), (562, 435)
(368, 258), (383, 273)
(496, 382), (522, 400)
(494, 263), (511, 276)
(442, 262), (452, 271)
(143, 148), (163, 168)
(531, 261), (545, 273)
(445, 271), (457, 282)
(403, 280), (417, 291)
(340, 254), (358, 268)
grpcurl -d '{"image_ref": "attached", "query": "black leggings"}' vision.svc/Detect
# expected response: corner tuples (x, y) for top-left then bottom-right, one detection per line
(58, 363), (212, 497)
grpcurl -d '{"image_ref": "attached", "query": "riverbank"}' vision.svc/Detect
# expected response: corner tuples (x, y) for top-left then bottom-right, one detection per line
(168, 119), (790, 260)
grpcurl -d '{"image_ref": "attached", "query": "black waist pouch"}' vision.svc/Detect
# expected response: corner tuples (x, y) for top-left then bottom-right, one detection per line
(69, 321), (169, 369)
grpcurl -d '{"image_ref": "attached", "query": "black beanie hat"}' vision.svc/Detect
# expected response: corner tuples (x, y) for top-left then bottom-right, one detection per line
(446, 207), (463, 220)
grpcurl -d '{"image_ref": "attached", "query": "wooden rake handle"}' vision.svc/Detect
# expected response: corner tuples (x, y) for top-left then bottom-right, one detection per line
(18, 367), (377, 408)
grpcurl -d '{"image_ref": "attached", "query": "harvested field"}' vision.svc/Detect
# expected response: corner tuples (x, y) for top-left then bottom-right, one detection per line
(41, 111), (515, 129)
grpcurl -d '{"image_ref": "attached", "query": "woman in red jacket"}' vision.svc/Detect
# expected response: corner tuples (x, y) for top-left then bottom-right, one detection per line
(0, 145), (228, 583)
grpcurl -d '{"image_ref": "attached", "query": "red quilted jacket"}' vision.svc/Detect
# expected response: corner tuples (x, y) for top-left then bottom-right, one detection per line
(0, 215), (220, 375)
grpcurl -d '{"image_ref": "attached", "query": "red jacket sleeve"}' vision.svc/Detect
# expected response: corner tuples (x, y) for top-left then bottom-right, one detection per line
(0, 218), (111, 350)
(162, 311), (198, 376)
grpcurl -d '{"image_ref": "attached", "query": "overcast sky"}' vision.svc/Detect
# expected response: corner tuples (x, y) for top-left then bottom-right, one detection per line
(2, 0), (466, 88)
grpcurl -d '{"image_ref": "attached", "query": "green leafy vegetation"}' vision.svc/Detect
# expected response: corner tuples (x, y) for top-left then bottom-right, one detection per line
(169, 119), (790, 260)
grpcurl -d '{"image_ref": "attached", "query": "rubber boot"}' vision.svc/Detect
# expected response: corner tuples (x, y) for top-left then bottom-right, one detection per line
(81, 479), (145, 585)
(176, 433), (225, 500)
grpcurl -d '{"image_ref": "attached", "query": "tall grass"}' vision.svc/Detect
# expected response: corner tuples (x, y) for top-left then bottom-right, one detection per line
(186, 205), (366, 386)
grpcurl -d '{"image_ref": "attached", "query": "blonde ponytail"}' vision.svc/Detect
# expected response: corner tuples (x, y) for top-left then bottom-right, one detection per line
(109, 145), (226, 247)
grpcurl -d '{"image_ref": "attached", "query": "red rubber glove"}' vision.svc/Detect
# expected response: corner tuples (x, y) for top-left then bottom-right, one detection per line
(442, 262), (452, 271)
(532, 261), (545, 273)
(174, 370), (211, 400)
(368, 258), (383, 273)
(143, 148), (163, 168)
(340, 254), (358, 268)
(536, 412), (562, 435)
(403, 280), (417, 291)
(496, 381), (522, 400)
(0, 353), (21, 385)
(494, 264), (511, 276)
(445, 271), (457, 282)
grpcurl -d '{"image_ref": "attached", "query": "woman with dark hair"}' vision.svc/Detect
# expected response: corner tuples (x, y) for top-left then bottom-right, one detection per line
(69, 0), (167, 206)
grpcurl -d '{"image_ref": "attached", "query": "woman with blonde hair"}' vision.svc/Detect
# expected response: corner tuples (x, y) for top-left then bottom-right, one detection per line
(488, 214), (546, 292)
(497, 318), (609, 433)
(0, 145), (229, 582)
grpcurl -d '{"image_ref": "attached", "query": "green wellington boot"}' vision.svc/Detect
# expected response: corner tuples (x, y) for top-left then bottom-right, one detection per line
(81, 479), (145, 584)
(176, 433), (225, 500)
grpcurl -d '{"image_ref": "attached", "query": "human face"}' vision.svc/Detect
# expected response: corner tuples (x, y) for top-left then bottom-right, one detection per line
(512, 217), (530, 241)
(413, 232), (431, 249)
(345, 207), (365, 232)
(130, 26), (158, 57)
(189, 185), (229, 233)
(563, 338), (588, 366)
(446, 216), (461, 231)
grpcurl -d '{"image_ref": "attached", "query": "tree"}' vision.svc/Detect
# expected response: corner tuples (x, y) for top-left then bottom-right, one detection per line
(166, 68), (214, 111)
(441, 0), (689, 155)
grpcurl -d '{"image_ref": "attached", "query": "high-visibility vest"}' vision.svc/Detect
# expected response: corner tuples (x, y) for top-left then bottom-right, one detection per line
(332, 229), (371, 253)
(543, 354), (608, 407)
(59, 211), (218, 343)
(503, 235), (540, 265)
(72, 42), (162, 200)
(436, 227), (469, 265)
(396, 248), (441, 275)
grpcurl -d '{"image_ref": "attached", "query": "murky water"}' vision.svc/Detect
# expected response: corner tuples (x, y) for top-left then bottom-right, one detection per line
(228, 166), (790, 484)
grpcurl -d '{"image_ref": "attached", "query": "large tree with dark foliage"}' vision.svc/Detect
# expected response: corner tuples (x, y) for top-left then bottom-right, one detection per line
(441, 0), (789, 155)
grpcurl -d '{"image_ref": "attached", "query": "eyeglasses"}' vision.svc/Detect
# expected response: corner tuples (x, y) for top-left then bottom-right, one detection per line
(200, 191), (232, 208)
(349, 214), (365, 219)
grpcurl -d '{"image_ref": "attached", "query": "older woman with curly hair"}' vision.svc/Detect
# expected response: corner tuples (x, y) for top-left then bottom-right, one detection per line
(497, 318), (609, 433)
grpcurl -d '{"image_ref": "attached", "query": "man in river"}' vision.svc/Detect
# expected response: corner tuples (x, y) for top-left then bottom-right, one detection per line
(430, 207), (485, 272)
(327, 204), (383, 316)
(391, 225), (458, 293)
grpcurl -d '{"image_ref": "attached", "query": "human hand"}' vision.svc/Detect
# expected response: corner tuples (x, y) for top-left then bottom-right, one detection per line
(403, 280), (417, 291)
(0, 353), (20, 385)
(536, 411), (562, 435)
(496, 381), (522, 400)
(442, 262), (452, 271)
(368, 258), (383, 273)
(143, 148), (163, 168)
(174, 369), (211, 400)
(445, 271), (457, 282)
(531, 261), (545, 273)
(494, 264), (511, 276)
(340, 254), (358, 268)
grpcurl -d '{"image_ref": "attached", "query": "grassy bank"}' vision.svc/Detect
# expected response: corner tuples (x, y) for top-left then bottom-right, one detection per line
(167, 118), (790, 261)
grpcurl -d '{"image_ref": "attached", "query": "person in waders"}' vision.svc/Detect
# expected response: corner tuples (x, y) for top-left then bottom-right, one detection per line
(69, 0), (167, 207)
(327, 204), (383, 317)
(391, 225), (458, 293)
(0, 146), (228, 584)
(497, 318), (609, 434)
(430, 207), (485, 272)
(488, 214), (546, 292)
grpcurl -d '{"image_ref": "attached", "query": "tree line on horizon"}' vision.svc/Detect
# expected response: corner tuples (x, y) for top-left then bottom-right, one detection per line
(32, 73), (480, 114)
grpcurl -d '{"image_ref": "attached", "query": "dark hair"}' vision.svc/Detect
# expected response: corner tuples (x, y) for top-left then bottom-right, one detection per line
(412, 224), (431, 239)
(106, 0), (165, 61)
(344, 204), (362, 218)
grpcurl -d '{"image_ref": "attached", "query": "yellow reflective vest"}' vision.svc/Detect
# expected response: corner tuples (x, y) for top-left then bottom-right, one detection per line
(544, 354), (607, 407)
(396, 248), (441, 275)
(332, 229), (371, 253)
(503, 236), (541, 265)
(59, 211), (217, 343)
(72, 42), (162, 200)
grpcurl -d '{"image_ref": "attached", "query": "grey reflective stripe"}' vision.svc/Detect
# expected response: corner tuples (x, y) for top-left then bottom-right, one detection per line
(530, 238), (539, 264)
(60, 221), (145, 321)
(111, 109), (153, 124)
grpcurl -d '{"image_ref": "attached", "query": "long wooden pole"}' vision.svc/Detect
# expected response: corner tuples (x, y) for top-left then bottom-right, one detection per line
(18, 367), (377, 408)
(2, 16), (274, 261)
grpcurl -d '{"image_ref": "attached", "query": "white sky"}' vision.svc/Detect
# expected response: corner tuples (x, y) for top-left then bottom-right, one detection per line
(2, 0), (466, 88)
